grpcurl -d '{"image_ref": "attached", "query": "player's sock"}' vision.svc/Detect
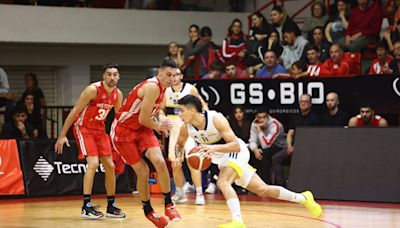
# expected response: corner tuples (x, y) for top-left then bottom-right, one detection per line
(226, 198), (243, 223)
(83, 194), (91, 207)
(142, 200), (153, 215)
(163, 192), (173, 207)
(196, 187), (203, 195)
(277, 186), (306, 203)
(107, 195), (115, 207)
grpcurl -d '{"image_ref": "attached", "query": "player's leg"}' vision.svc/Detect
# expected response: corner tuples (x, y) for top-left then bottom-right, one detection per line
(145, 146), (181, 221)
(99, 155), (125, 218)
(216, 166), (246, 228)
(245, 172), (323, 217)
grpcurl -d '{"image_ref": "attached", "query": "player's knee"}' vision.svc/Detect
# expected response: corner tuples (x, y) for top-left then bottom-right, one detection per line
(216, 179), (229, 190)
(104, 161), (115, 171)
(152, 158), (167, 170)
(87, 160), (100, 171)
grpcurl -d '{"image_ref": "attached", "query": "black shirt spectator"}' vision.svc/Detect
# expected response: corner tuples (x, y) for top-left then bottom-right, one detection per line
(21, 73), (46, 109)
(1, 104), (38, 139)
(228, 106), (251, 142)
(321, 92), (349, 126)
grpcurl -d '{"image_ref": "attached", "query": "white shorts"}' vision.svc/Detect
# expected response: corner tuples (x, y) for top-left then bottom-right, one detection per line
(213, 139), (256, 188)
(167, 115), (196, 161)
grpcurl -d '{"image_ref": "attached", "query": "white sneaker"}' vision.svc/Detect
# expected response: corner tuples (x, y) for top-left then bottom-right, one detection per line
(205, 183), (218, 194)
(172, 193), (188, 204)
(195, 194), (205, 205)
(183, 182), (195, 193)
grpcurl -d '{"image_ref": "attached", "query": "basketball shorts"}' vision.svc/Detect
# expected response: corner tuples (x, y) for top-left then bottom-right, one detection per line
(110, 120), (159, 165)
(213, 139), (256, 188)
(73, 124), (112, 160)
(167, 115), (196, 161)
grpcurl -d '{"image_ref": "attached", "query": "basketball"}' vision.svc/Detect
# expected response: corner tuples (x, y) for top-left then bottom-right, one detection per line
(187, 146), (212, 171)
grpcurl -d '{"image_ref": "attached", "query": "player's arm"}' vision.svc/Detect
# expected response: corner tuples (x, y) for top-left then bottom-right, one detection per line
(158, 92), (167, 121)
(190, 86), (208, 110)
(138, 83), (170, 131)
(286, 129), (295, 155)
(55, 85), (97, 154)
(201, 113), (240, 153)
(347, 117), (358, 127)
(114, 89), (123, 113)
(175, 124), (189, 160)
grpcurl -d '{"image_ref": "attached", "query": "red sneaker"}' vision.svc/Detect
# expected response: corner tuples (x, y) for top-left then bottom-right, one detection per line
(165, 203), (181, 222)
(145, 210), (169, 228)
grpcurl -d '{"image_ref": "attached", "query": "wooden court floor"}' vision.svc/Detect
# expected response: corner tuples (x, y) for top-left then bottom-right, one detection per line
(1, 193), (399, 228)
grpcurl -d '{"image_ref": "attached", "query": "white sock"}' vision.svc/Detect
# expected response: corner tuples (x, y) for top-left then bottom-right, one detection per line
(226, 198), (243, 223)
(277, 186), (305, 203)
(196, 187), (203, 195)
(176, 187), (184, 196)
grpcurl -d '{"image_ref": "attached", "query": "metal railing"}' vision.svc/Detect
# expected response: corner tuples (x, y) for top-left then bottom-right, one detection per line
(43, 105), (73, 139)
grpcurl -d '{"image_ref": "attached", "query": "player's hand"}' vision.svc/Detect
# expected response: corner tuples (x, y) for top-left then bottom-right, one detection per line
(55, 136), (70, 155)
(199, 144), (215, 159)
(287, 145), (294, 155)
(159, 119), (173, 132)
(254, 148), (263, 160)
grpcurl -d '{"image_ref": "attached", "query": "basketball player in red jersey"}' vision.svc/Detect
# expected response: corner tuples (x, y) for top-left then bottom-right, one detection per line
(348, 103), (388, 127)
(110, 59), (181, 228)
(55, 63), (124, 219)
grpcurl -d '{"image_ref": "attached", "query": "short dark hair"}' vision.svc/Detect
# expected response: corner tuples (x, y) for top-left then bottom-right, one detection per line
(271, 5), (284, 14)
(200, 26), (212, 38)
(13, 104), (27, 116)
(292, 60), (308, 72)
(306, 43), (321, 53)
(360, 102), (375, 110)
(189, 24), (199, 33)
(225, 61), (236, 68)
(102, 63), (120, 73)
(160, 58), (178, 69)
(178, 94), (203, 112)
(25, 73), (38, 87)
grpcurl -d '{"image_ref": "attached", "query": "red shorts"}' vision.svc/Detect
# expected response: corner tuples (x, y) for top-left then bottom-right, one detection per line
(110, 122), (159, 165)
(73, 124), (112, 160)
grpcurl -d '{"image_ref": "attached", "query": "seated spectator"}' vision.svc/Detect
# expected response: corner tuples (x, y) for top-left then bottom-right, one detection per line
(348, 102), (389, 127)
(310, 26), (331, 62)
(325, 0), (350, 43)
(255, 50), (288, 77)
(20, 92), (47, 138)
(273, 60), (308, 79)
(388, 41), (400, 73)
(202, 61), (224, 79)
(221, 61), (250, 79)
(247, 12), (274, 58)
(166, 41), (183, 66)
(1, 104), (38, 139)
(368, 41), (393, 74)
(305, 44), (322, 77)
(249, 110), (287, 185)
(320, 44), (351, 76)
(321, 92), (349, 126)
(271, 6), (302, 42)
(0, 67), (16, 121)
(338, 0), (383, 52)
(257, 29), (284, 64)
(281, 27), (309, 70)
(383, 19), (400, 52)
(228, 106), (251, 142)
(22, 73), (46, 109)
(302, 1), (329, 39)
(222, 19), (247, 70)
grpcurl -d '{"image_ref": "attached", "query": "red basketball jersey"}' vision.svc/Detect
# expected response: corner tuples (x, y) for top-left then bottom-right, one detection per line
(75, 81), (118, 130)
(115, 77), (164, 130)
(355, 114), (382, 127)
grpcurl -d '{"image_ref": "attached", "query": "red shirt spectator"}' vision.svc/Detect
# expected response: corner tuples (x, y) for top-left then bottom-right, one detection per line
(221, 19), (247, 70)
(368, 43), (393, 74)
(221, 62), (250, 79)
(319, 44), (350, 76)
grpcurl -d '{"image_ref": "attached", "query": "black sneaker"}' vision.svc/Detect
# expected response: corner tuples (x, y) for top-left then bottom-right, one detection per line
(81, 203), (104, 219)
(106, 203), (125, 218)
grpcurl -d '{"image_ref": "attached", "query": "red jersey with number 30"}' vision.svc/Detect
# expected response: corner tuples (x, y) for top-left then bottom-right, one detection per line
(114, 77), (164, 130)
(75, 81), (118, 130)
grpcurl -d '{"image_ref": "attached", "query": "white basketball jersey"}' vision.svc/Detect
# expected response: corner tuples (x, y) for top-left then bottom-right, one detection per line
(165, 82), (193, 115)
(187, 110), (247, 164)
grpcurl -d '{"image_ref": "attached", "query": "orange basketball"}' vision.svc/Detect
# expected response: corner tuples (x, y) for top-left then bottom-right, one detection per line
(187, 146), (212, 171)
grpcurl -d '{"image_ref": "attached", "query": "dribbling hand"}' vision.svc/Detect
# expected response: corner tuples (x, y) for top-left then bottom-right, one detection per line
(54, 136), (70, 155)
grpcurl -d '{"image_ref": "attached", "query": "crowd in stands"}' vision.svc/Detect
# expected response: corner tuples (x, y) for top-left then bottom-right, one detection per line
(165, 0), (400, 79)
(0, 69), (47, 139)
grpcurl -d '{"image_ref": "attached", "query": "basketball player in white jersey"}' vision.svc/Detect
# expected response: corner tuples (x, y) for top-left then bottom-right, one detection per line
(175, 95), (322, 228)
(159, 68), (208, 205)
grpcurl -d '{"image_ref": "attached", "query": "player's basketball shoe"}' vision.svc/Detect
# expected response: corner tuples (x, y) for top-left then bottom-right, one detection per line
(165, 203), (181, 221)
(172, 193), (188, 204)
(146, 210), (169, 228)
(217, 220), (246, 228)
(300, 191), (323, 217)
(195, 194), (205, 205)
(81, 203), (103, 219)
(106, 204), (125, 218)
